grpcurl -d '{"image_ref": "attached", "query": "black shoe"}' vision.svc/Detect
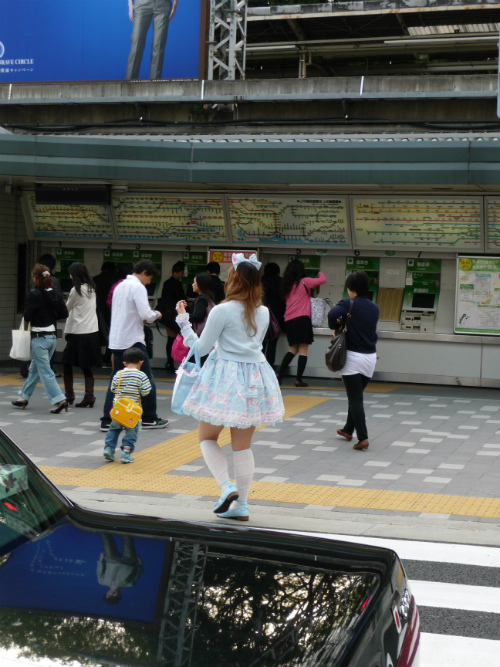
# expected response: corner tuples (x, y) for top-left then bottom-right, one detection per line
(100, 423), (110, 432)
(50, 400), (68, 414)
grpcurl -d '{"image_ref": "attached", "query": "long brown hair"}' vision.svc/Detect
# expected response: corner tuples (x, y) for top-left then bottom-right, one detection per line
(223, 262), (262, 335)
(32, 263), (52, 289)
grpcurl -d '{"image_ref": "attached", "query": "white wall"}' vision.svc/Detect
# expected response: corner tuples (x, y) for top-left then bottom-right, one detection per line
(0, 191), (29, 361)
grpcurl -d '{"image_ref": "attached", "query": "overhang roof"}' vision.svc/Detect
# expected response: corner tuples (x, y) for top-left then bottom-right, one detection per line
(1, 130), (499, 188)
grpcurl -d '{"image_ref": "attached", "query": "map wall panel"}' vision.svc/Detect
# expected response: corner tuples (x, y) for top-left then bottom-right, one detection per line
(486, 198), (500, 253)
(352, 197), (482, 250)
(112, 195), (226, 243)
(27, 194), (113, 239)
(228, 197), (350, 246)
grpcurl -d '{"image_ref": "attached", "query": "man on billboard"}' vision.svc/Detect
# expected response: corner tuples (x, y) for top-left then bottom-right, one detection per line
(126, 0), (178, 80)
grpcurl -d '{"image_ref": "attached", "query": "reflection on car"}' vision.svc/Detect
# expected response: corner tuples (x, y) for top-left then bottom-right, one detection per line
(0, 428), (420, 666)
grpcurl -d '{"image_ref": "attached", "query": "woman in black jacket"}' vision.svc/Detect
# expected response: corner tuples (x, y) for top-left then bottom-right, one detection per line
(328, 271), (379, 451)
(261, 262), (285, 368)
(12, 264), (69, 414)
(189, 273), (215, 336)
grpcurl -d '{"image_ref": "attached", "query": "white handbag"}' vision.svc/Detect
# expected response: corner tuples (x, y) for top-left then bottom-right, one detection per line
(10, 318), (32, 361)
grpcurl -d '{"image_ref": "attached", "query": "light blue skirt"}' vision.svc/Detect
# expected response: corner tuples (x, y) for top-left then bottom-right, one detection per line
(182, 357), (285, 428)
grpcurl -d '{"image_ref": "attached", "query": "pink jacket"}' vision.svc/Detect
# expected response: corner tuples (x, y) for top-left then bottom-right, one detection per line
(284, 273), (327, 322)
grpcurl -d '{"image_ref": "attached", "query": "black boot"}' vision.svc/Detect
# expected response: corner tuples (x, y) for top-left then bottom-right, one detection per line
(75, 376), (95, 408)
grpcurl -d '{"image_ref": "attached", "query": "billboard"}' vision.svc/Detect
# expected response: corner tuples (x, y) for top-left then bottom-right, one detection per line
(0, 0), (204, 83)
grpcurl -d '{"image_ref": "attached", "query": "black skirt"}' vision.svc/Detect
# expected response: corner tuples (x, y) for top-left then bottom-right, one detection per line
(285, 316), (314, 346)
(62, 332), (102, 369)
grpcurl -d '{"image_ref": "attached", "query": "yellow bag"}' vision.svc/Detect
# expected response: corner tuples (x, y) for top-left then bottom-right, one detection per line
(110, 371), (142, 428)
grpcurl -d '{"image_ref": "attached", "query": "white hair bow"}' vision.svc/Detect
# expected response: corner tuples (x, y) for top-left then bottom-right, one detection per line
(232, 253), (262, 271)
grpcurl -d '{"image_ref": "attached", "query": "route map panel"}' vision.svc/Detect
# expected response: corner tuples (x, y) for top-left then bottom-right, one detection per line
(228, 197), (350, 246)
(27, 194), (113, 239)
(486, 198), (500, 253)
(113, 195), (226, 242)
(352, 197), (482, 250)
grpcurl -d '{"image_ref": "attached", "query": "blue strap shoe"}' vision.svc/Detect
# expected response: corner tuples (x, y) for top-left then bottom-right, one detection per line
(213, 481), (239, 514)
(217, 502), (249, 521)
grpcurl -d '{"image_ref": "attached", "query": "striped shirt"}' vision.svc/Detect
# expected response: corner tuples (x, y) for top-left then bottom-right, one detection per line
(111, 368), (151, 403)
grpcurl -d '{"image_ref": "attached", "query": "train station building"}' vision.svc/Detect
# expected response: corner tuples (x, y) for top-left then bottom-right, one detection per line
(1, 0), (499, 386)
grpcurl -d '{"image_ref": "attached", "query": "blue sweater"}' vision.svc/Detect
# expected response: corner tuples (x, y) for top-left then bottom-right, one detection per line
(328, 297), (379, 354)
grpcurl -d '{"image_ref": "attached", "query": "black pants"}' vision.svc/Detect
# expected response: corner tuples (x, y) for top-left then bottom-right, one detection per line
(263, 336), (279, 368)
(342, 373), (370, 442)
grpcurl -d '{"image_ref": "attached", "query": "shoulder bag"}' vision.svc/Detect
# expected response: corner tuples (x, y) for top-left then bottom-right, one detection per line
(110, 371), (142, 428)
(264, 309), (281, 342)
(171, 340), (202, 415)
(302, 281), (327, 327)
(325, 299), (353, 372)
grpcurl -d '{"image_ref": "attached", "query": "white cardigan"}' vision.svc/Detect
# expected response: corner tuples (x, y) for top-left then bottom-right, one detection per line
(64, 284), (98, 335)
(177, 300), (269, 362)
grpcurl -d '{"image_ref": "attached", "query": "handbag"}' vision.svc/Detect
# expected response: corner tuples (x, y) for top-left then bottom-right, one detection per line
(171, 340), (201, 415)
(110, 371), (142, 428)
(264, 309), (281, 342)
(171, 333), (190, 363)
(302, 281), (326, 327)
(325, 300), (353, 372)
(10, 318), (32, 361)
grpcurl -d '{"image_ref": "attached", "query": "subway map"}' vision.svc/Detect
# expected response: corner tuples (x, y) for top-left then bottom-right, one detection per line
(228, 197), (349, 246)
(353, 198), (482, 249)
(26, 194), (113, 239)
(112, 195), (226, 242)
(487, 199), (500, 252)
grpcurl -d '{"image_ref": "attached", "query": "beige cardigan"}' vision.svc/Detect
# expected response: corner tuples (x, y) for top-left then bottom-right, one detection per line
(64, 284), (98, 335)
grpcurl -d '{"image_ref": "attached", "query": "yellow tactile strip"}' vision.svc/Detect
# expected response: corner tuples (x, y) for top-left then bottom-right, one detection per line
(41, 469), (500, 519)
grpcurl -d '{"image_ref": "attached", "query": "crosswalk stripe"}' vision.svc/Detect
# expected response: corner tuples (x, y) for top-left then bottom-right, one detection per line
(285, 531), (500, 567)
(420, 633), (500, 667)
(412, 580), (500, 613)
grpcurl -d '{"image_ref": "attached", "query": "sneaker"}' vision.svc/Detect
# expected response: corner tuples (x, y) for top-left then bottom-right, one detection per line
(103, 447), (115, 461)
(142, 418), (168, 430)
(100, 422), (110, 432)
(121, 448), (134, 464)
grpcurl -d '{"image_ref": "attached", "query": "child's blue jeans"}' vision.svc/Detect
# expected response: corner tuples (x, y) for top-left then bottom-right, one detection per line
(105, 422), (139, 453)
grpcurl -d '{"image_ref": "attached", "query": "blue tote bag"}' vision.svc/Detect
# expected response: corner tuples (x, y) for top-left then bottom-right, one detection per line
(171, 340), (202, 415)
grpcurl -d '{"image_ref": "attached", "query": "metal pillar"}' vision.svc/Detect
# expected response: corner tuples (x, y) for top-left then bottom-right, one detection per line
(208, 0), (247, 80)
(157, 541), (207, 667)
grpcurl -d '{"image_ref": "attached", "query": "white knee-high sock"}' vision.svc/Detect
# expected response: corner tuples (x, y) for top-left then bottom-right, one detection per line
(200, 440), (230, 488)
(232, 448), (255, 504)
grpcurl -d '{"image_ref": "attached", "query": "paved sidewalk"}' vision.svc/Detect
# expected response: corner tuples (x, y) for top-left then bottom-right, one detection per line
(1, 365), (499, 546)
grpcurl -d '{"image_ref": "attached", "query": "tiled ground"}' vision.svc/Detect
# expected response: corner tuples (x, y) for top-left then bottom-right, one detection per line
(1, 367), (500, 521)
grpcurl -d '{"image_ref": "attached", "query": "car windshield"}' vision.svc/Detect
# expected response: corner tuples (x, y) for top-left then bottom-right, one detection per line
(0, 430), (69, 556)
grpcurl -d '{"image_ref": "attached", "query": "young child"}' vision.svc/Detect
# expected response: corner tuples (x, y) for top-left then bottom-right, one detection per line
(104, 347), (151, 464)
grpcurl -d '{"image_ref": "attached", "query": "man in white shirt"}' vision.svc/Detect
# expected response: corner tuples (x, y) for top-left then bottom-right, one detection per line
(100, 260), (168, 432)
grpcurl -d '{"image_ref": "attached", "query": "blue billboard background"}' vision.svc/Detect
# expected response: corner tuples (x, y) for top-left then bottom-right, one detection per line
(0, 0), (202, 82)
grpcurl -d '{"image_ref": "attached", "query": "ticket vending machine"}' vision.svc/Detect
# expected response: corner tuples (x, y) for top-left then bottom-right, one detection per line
(400, 259), (441, 332)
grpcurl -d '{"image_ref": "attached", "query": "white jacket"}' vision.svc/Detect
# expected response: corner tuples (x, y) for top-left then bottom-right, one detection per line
(64, 284), (98, 335)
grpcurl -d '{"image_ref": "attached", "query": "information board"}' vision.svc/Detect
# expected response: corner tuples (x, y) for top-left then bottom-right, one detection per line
(112, 195), (227, 243)
(486, 198), (500, 253)
(352, 197), (482, 250)
(228, 197), (349, 246)
(26, 194), (113, 240)
(455, 256), (500, 335)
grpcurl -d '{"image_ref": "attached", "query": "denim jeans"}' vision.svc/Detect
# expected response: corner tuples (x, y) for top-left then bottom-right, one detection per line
(20, 335), (66, 406)
(341, 373), (370, 442)
(105, 422), (139, 453)
(101, 342), (157, 426)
